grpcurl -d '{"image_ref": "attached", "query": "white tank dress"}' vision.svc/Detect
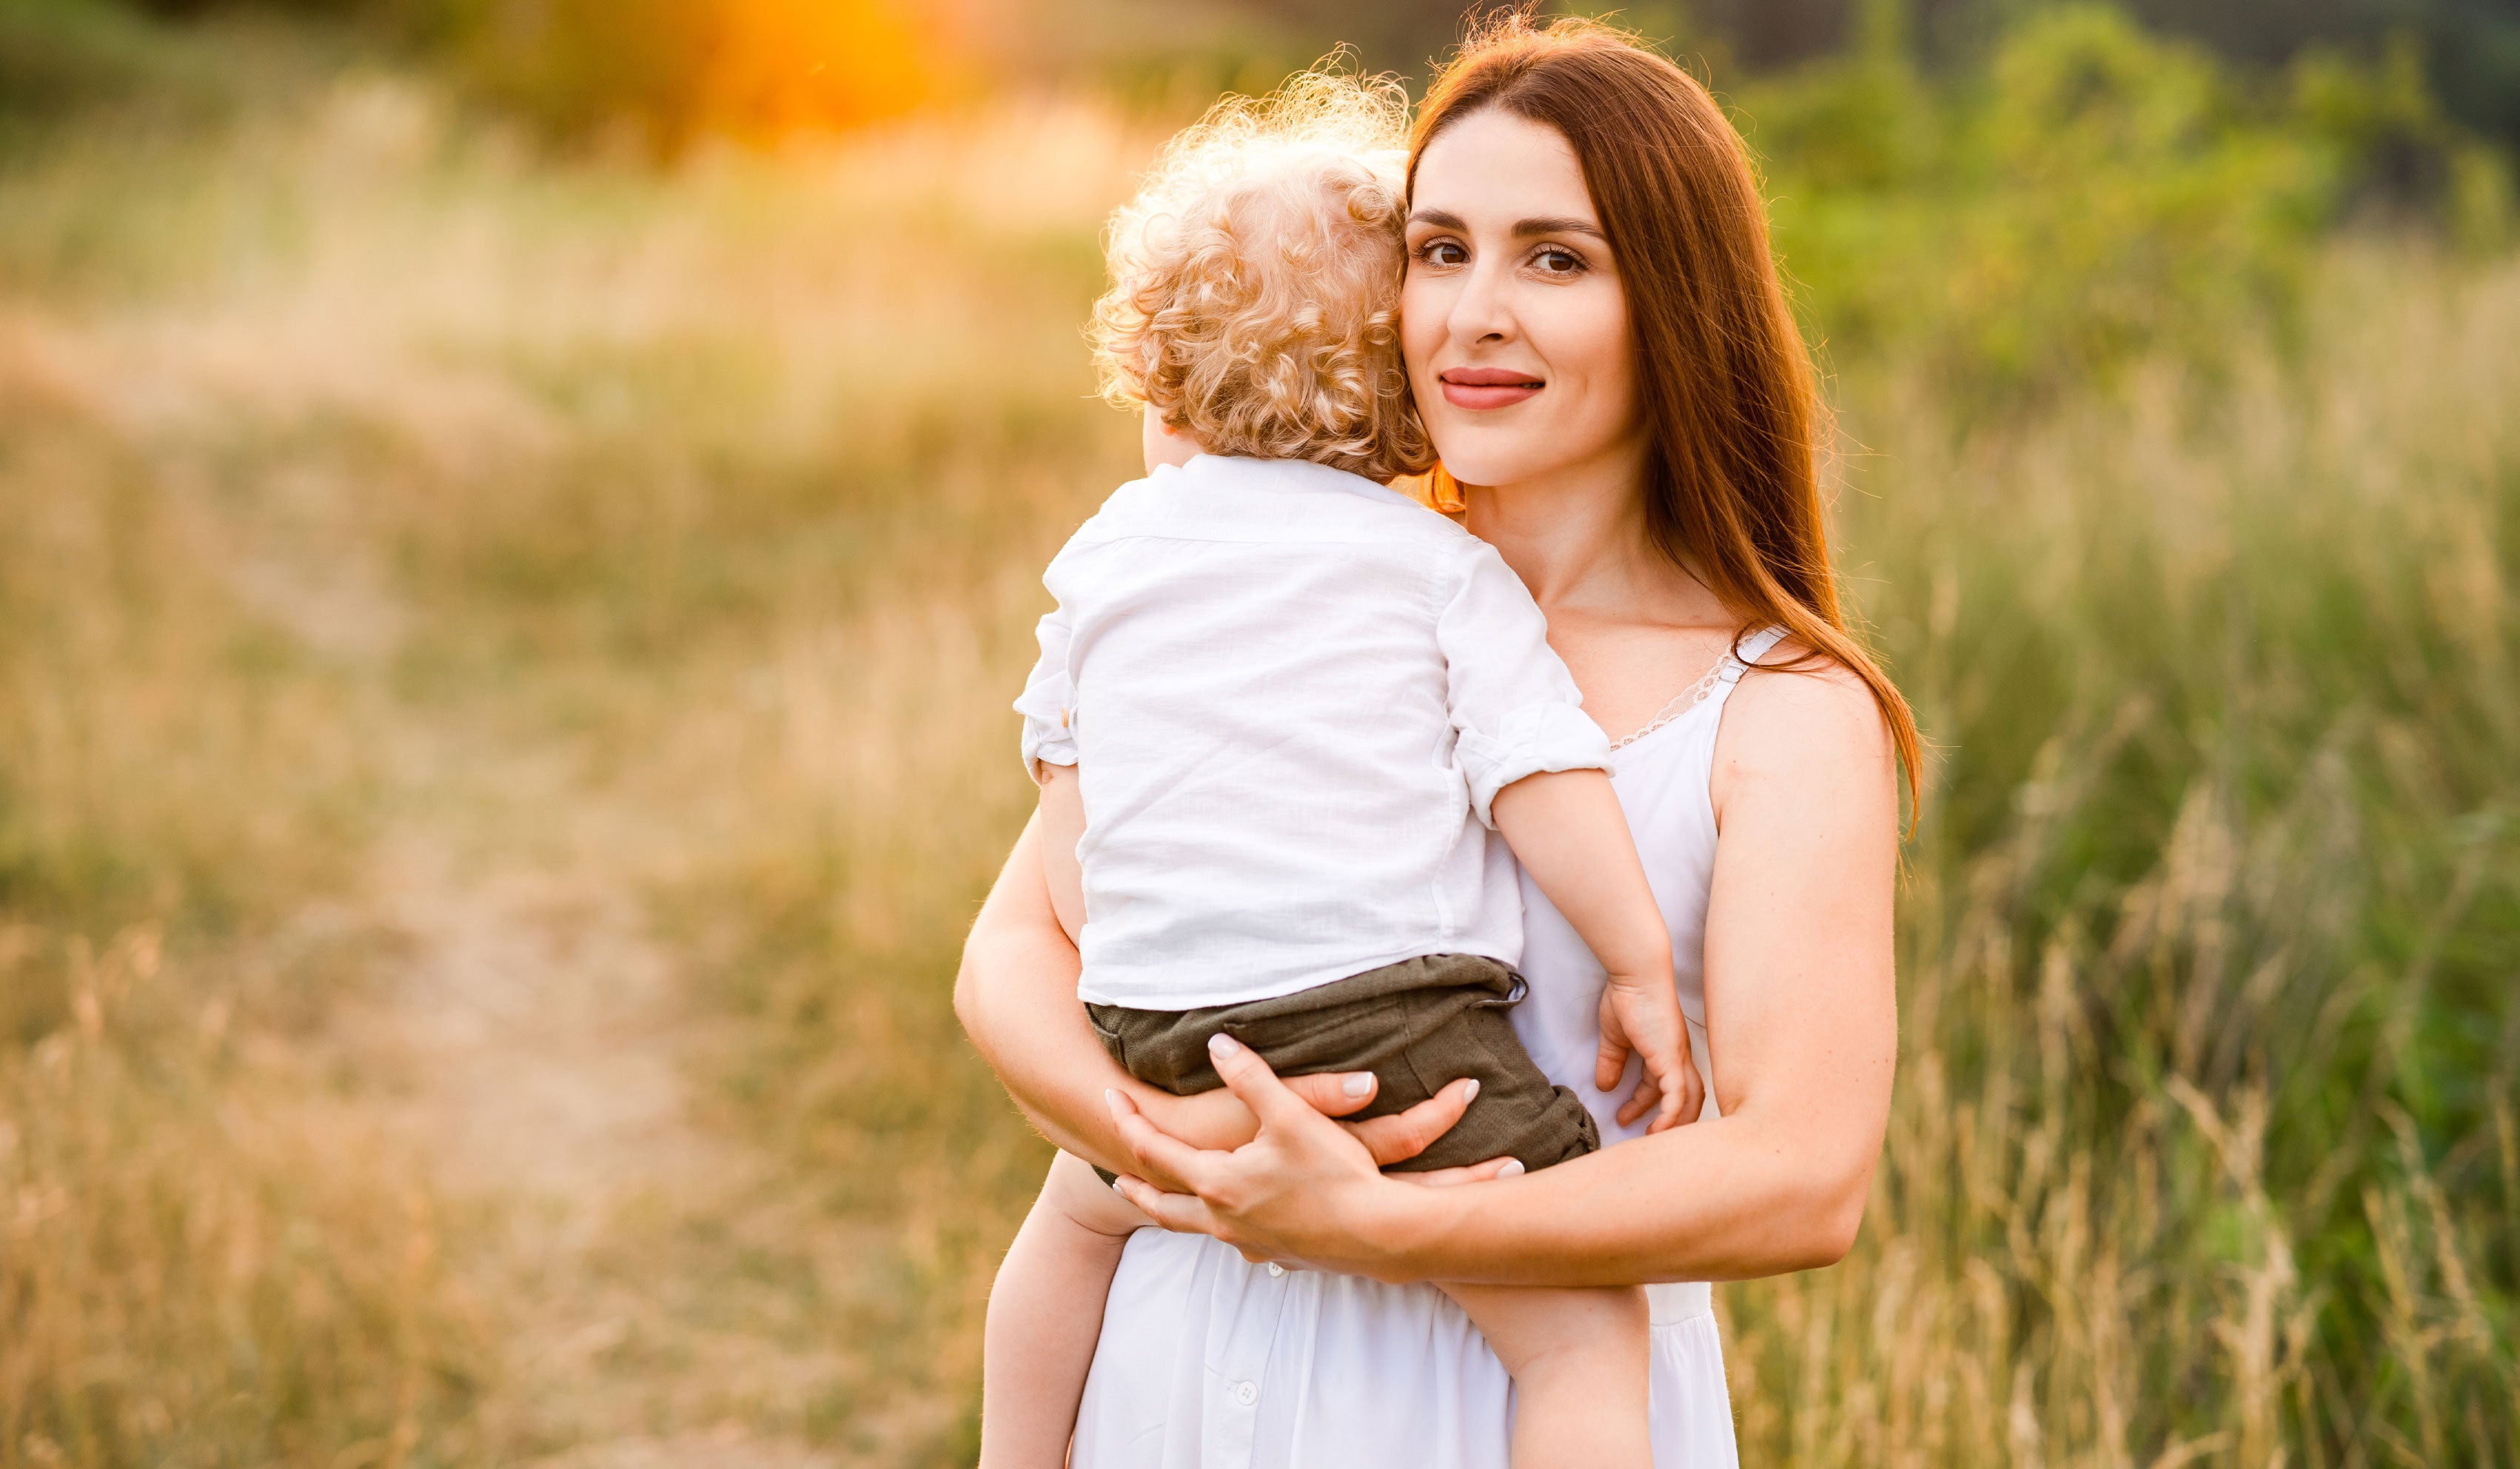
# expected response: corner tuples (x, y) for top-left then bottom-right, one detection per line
(1068, 626), (1787, 1469)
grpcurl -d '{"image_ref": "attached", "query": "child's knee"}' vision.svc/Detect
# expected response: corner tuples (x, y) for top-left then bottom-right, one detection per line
(1598, 1283), (1650, 1336)
(1040, 1150), (1153, 1239)
(1471, 1285), (1649, 1382)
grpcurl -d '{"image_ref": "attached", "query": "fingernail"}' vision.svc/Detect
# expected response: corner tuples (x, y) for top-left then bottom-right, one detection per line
(1207, 1032), (1242, 1057)
(1496, 1158), (1525, 1177)
(1111, 1178), (1127, 1194)
(1463, 1078), (1481, 1102)
(1103, 1087), (1122, 1112)
(1342, 1072), (1374, 1097)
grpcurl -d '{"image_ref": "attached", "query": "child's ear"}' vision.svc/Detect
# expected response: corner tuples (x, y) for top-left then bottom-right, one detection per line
(1141, 404), (1201, 474)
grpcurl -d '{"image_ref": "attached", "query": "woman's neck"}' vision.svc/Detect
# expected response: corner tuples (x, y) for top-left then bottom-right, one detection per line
(1464, 457), (1718, 627)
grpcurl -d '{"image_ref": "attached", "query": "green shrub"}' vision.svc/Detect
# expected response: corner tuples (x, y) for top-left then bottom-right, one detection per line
(1741, 7), (2512, 414)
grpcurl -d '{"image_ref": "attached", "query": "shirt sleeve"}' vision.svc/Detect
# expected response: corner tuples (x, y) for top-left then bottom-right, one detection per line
(1013, 595), (1078, 777)
(1435, 542), (1612, 826)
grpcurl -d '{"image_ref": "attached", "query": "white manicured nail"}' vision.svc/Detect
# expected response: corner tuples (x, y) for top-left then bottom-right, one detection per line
(1463, 1079), (1480, 1102)
(1495, 1159), (1525, 1177)
(1342, 1073), (1373, 1097)
(1208, 1033), (1242, 1057)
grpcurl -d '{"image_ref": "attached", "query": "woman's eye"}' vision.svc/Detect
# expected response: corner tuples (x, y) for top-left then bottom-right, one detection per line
(1418, 240), (1469, 267)
(1532, 247), (1584, 275)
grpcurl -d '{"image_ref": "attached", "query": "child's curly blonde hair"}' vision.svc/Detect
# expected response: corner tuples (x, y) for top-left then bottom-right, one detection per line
(1090, 71), (1435, 483)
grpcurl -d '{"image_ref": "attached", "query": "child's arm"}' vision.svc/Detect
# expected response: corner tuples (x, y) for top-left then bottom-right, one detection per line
(1491, 768), (1702, 1133)
(1036, 763), (1087, 947)
(1435, 546), (1702, 1133)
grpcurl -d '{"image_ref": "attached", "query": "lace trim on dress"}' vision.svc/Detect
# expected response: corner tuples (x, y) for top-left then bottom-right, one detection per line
(1608, 655), (1732, 751)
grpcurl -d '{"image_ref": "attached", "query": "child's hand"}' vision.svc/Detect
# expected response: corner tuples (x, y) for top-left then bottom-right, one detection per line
(1595, 974), (1703, 1132)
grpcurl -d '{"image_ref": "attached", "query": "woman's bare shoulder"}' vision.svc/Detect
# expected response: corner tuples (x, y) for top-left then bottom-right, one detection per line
(1711, 637), (1897, 812)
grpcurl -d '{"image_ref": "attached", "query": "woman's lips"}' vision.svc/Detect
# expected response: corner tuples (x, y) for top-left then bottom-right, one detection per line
(1438, 367), (1544, 410)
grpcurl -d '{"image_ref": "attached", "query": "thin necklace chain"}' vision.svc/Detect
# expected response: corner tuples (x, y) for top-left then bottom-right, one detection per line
(1609, 655), (1734, 751)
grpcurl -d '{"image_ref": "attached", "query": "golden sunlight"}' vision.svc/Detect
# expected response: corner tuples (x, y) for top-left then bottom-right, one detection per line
(700, 0), (941, 136)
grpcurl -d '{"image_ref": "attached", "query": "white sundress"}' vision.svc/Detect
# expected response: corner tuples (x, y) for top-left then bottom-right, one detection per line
(1069, 626), (1789, 1469)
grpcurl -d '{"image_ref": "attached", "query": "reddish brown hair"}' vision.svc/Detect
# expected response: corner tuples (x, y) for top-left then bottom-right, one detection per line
(1410, 13), (1923, 817)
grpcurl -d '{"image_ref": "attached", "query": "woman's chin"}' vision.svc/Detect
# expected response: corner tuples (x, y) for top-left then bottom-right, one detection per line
(1423, 447), (1529, 492)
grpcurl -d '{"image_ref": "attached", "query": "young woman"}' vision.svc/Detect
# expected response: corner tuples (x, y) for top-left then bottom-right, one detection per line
(956, 17), (1917, 1465)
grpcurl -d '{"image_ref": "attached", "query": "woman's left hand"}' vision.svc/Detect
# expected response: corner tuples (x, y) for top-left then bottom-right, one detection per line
(1107, 1033), (1509, 1276)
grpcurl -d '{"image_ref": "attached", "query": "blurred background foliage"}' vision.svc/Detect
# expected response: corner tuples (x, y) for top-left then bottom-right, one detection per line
(10, 0), (2520, 153)
(4, 0), (2513, 395)
(0, 1), (2514, 1467)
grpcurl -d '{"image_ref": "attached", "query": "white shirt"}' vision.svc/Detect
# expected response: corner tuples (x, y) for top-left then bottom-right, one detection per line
(1068, 629), (1786, 1469)
(1015, 455), (1611, 1010)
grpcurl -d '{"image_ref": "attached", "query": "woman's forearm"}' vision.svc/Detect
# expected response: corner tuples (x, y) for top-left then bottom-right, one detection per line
(1110, 1004), (1888, 1289)
(1365, 1103), (1873, 1287)
(953, 813), (1168, 1176)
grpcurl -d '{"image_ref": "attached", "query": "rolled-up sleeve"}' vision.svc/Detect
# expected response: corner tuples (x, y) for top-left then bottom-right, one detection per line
(1013, 600), (1078, 777)
(1436, 544), (1612, 826)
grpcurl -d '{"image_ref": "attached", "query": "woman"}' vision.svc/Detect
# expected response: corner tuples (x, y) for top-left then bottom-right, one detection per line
(956, 17), (1917, 1465)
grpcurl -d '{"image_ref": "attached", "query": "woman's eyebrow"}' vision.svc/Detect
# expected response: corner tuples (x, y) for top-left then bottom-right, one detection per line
(1407, 207), (1606, 243)
(1513, 215), (1606, 241)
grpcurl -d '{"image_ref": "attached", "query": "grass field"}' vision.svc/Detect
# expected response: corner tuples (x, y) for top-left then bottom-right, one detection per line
(1, 16), (2515, 1469)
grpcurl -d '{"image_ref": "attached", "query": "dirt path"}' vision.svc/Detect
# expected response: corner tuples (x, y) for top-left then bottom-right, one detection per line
(141, 293), (951, 1461)
(209, 456), (853, 1459)
(345, 729), (853, 1466)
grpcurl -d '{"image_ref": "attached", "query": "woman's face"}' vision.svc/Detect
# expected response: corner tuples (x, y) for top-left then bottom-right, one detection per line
(1401, 108), (1643, 492)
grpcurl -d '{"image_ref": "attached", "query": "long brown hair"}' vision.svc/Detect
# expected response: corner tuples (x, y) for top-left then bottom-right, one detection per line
(1410, 13), (1923, 817)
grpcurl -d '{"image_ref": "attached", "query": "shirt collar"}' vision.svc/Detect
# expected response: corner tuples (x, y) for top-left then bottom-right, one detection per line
(1170, 453), (1422, 510)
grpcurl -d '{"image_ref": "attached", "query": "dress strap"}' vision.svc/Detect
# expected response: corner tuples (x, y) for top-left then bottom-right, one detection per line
(1718, 625), (1790, 684)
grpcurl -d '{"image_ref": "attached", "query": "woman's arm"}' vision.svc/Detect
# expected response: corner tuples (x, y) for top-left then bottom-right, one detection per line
(1107, 661), (1897, 1284)
(954, 813), (1138, 1171)
(953, 811), (1485, 1182)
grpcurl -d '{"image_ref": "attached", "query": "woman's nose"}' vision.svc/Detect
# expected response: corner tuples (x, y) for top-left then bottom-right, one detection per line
(1448, 261), (1515, 344)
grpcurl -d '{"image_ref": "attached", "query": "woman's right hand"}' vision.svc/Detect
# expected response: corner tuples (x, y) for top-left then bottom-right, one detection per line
(1146, 1071), (1487, 1170)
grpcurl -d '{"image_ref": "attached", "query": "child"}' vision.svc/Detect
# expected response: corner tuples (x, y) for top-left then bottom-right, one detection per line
(978, 74), (1696, 1469)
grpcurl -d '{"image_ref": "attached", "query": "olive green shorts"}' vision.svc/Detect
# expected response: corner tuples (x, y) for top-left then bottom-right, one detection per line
(1088, 952), (1599, 1183)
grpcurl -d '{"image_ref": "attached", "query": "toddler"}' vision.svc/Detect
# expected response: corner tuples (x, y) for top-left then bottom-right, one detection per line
(978, 75), (1695, 1469)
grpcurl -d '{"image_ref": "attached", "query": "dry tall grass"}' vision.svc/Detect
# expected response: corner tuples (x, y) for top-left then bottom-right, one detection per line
(0, 61), (2512, 1469)
(1726, 253), (2520, 1466)
(2, 77), (1141, 1465)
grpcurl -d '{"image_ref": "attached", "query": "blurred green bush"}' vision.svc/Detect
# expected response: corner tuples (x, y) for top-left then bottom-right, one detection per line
(1741, 6), (2513, 412)
(0, 0), (238, 133)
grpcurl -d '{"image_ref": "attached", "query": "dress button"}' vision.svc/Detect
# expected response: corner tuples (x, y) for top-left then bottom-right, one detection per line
(1266, 1262), (1285, 1277)
(1233, 1380), (1259, 1408)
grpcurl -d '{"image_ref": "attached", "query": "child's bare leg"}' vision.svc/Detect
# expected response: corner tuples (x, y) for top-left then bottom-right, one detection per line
(1444, 1282), (1653, 1469)
(981, 1150), (1151, 1469)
